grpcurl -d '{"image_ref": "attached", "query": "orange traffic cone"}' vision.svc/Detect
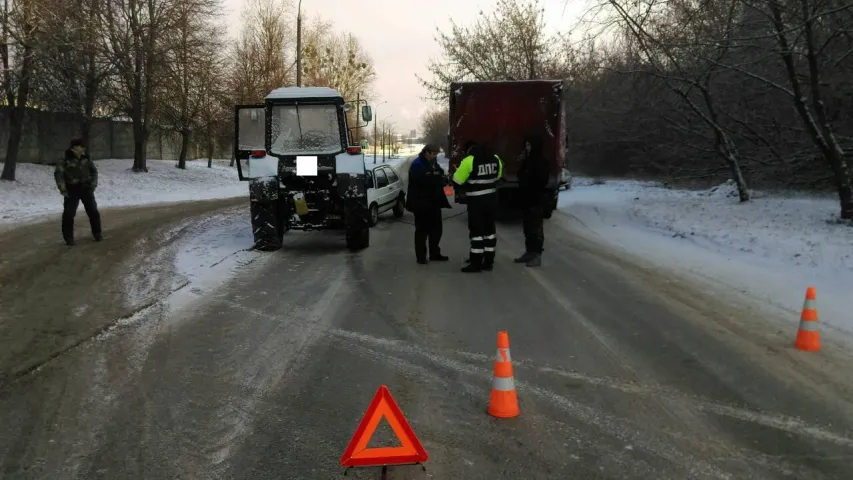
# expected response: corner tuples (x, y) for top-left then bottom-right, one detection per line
(795, 286), (821, 352)
(488, 330), (520, 418)
(443, 185), (453, 196)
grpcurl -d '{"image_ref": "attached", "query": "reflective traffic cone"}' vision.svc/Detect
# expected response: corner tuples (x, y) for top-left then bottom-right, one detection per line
(488, 330), (519, 418)
(795, 286), (821, 352)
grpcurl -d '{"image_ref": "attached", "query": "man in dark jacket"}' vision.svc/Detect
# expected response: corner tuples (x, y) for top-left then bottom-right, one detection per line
(406, 144), (452, 264)
(514, 135), (548, 267)
(55, 139), (102, 246)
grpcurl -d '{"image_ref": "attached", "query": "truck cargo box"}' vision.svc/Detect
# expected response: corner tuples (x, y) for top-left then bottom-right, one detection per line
(447, 80), (567, 217)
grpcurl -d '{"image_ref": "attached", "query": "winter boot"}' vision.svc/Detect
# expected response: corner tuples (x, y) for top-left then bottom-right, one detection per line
(514, 252), (534, 263)
(461, 254), (483, 273)
(430, 250), (449, 261)
(482, 251), (495, 271)
(525, 254), (542, 267)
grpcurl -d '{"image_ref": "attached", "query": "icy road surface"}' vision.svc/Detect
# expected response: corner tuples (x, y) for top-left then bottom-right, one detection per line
(1, 180), (853, 479)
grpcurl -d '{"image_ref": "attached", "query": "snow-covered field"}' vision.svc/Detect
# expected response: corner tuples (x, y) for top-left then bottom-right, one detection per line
(0, 159), (245, 224)
(558, 177), (853, 336)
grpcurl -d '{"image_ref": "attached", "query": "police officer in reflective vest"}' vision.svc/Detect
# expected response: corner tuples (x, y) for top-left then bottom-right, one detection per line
(452, 143), (504, 273)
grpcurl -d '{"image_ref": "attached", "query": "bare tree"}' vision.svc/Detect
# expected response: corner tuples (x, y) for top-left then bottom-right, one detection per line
(29, 0), (112, 150)
(158, 0), (221, 168)
(420, 108), (449, 153)
(418, 0), (564, 102)
(598, 0), (751, 201)
(672, 0), (853, 217)
(758, 0), (853, 218)
(102, 0), (178, 172)
(196, 25), (230, 168)
(1, 0), (49, 181)
(301, 15), (376, 101)
(229, 0), (293, 104)
(381, 121), (397, 158)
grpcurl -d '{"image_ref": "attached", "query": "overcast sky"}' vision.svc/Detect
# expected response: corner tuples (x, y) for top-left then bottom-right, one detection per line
(222, 0), (586, 133)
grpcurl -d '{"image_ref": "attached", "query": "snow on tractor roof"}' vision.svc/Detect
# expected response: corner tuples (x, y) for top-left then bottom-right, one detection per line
(266, 86), (343, 100)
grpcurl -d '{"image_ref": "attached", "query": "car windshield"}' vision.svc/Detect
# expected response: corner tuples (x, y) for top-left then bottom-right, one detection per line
(270, 104), (342, 155)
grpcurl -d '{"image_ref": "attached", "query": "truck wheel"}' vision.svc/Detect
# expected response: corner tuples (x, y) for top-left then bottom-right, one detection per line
(392, 195), (405, 218)
(346, 227), (370, 250)
(250, 201), (283, 251)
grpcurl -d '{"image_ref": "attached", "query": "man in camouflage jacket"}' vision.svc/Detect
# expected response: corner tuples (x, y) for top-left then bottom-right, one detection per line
(55, 138), (102, 246)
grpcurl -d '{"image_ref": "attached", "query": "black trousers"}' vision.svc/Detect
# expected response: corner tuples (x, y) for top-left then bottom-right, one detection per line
(62, 185), (102, 241)
(523, 202), (544, 254)
(414, 207), (443, 260)
(467, 194), (498, 266)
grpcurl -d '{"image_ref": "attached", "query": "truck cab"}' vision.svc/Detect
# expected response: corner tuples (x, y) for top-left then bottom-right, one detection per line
(234, 87), (374, 251)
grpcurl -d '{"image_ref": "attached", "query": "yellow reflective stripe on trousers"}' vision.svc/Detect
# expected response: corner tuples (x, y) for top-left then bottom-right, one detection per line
(492, 376), (515, 391)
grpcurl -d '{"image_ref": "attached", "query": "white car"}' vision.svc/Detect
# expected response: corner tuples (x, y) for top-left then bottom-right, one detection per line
(366, 164), (406, 226)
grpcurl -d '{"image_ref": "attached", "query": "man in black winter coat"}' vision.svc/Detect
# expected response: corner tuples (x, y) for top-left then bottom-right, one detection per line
(514, 135), (549, 267)
(406, 144), (452, 264)
(55, 138), (102, 246)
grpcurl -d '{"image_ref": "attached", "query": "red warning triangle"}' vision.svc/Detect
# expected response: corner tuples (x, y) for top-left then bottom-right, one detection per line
(340, 385), (429, 468)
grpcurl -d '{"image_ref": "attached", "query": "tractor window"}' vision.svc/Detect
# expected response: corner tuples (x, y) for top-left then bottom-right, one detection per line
(237, 107), (265, 150)
(270, 104), (343, 155)
(383, 167), (399, 184)
(374, 168), (389, 188)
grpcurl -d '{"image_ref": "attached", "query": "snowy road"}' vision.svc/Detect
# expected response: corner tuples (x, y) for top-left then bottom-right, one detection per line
(2, 194), (853, 479)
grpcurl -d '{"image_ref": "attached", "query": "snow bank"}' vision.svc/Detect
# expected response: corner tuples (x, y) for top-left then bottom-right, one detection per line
(0, 159), (245, 225)
(558, 178), (853, 335)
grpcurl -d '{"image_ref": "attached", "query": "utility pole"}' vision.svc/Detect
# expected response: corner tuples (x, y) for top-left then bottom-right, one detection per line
(296, 0), (302, 87)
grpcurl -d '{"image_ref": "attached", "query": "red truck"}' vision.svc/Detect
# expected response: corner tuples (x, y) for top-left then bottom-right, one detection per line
(447, 80), (567, 218)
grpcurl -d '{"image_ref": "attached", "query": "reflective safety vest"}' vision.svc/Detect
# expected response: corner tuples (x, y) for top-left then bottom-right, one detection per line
(452, 153), (504, 196)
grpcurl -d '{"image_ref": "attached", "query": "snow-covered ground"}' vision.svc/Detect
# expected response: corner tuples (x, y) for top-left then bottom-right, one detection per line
(0, 159), (245, 225)
(558, 178), (853, 336)
(167, 212), (264, 315)
(117, 209), (265, 325)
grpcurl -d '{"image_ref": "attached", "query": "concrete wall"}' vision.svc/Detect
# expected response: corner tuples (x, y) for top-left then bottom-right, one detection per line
(0, 107), (232, 164)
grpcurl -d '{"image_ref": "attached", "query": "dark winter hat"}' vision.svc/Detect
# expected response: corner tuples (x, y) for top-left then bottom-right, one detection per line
(524, 134), (544, 156)
(70, 138), (85, 148)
